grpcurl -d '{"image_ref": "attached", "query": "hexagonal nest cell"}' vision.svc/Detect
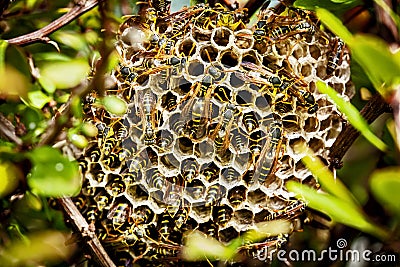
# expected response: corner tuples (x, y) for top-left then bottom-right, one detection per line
(74, 2), (353, 265)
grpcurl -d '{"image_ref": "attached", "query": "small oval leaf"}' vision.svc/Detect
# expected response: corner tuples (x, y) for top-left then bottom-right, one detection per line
(40, 59), (90, 89)
(102, 95), (128, 116)
(370, 167), (400, 214)
(27, 146), (81, 197)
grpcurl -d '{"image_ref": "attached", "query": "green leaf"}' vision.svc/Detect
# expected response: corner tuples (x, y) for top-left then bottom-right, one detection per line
(349, 35), (400, 96)
(370, 167), (400, 215)
(302, 153), (357, 205)
(39, 59), (90, 89)
(68, 133), (88, 149)
(52, 31), (89, 52)
(0, 230), (75, 265)
(28, 90), (52, 109)
(81, 122), (98, 137)
(0, 40), (8, 73)
(316, 81), (388, 152)
(182, 231), (234, 261)
(38, 75), (56, 94)
(0, 65), (29, 100)
(34, 52), (71, 62)
(287, 181), (389, 239)
(101, 95), (128, 116)
(27, 146), (81, 197)
(0, 162), (21, 198)
(316, 8), (353, 43)
(295, 0), (361, 14)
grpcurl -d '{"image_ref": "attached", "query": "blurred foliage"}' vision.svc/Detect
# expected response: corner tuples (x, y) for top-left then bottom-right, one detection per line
(0, 0), (399, 266)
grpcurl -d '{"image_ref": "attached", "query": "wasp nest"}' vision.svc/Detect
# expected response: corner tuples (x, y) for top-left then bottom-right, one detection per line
(75, 2), (353, 265)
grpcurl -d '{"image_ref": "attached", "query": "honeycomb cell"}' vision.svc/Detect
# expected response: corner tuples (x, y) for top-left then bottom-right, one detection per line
(192, 205), (212, 221)
(178, 38), (197, 56)
(221, 167), (240, 184)
(229, 72), (245, 88)
(186, 179), (205, 200)
(169, 113), (185, 135)
(126, 184), (149, 202)
(301, 63), (313, 77)
(303, 116), (319, 132)
(228, 185), (247, 208)
(181, 158), (200, 182)
(133, 205), (155, 224)
(205, 183), (226, 207)
(199, 220), (219, 239)
(200, 162), (220, 183)
(255, 95), (270, 110)
(242, 169), (255, 186)
(199, 45), (219, 63)
(161, 91), (178, 112)
(193, 29), (213, 42)
(242, 51), (259, 65)
(309, 44), (322, 60)
(308, 137), (325, 153)
(155, 129), (174, 153)
(288, 137), (307, 155)
(234, 152), (251, 170)
(236, 90), (254, 106)
(214, 85), (232, 103)
(211, 27), (233, 48)
(247, 189), (267, 206)
(219, 226), (238, 243)
(194, 140), (214, 159)
(234, 29), (254, 50)
(282, 114), (300, 131)
(233, 209), (254, 224)
(145, 168), (165, 190)
(242, 111), (261, 133)
(187, 60), (205, 77)
(220, 51), (239, 68)
(173, 77), (192, 95)
(177, 137), (194, 154)
(212, 204), (233, 227)
(160, 153), (180, 169)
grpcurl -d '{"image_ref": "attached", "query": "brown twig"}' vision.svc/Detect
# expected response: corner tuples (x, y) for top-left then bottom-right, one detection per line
(243, 0), (263, 19)
(0, 0), (12, 17)
(329, 94), (392, 169)
(58, 197), (116, 267)
(6, 0), (105, 46)
(0, 113), (23, 146)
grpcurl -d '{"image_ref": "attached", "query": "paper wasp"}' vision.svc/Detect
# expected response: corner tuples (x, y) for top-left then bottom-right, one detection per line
(240, 61), (318, 114)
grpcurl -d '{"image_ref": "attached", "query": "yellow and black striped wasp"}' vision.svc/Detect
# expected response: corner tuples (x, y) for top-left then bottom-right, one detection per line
(209, 103), (238, 157)
(326, 37), (345, 77)
(135, 89), (158, 145)
(205, 183), (226, 207)
(179, 74), (214, 140)
(163, 175), (185, 218)
(107, 202), (132, 232)
(240, 61), (318, 114)
(265, 199), (307, 221)
(253, 121), (284, 185)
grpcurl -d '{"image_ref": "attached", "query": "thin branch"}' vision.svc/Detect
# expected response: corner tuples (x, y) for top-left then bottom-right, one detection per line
(0, 0), (12, 17)
(0, 113), (23, 146)
(243, 0), (263, 19)
(329, 94), (392, 168)
(6, 0), (105, 46)
(58, 197), (116, 267)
